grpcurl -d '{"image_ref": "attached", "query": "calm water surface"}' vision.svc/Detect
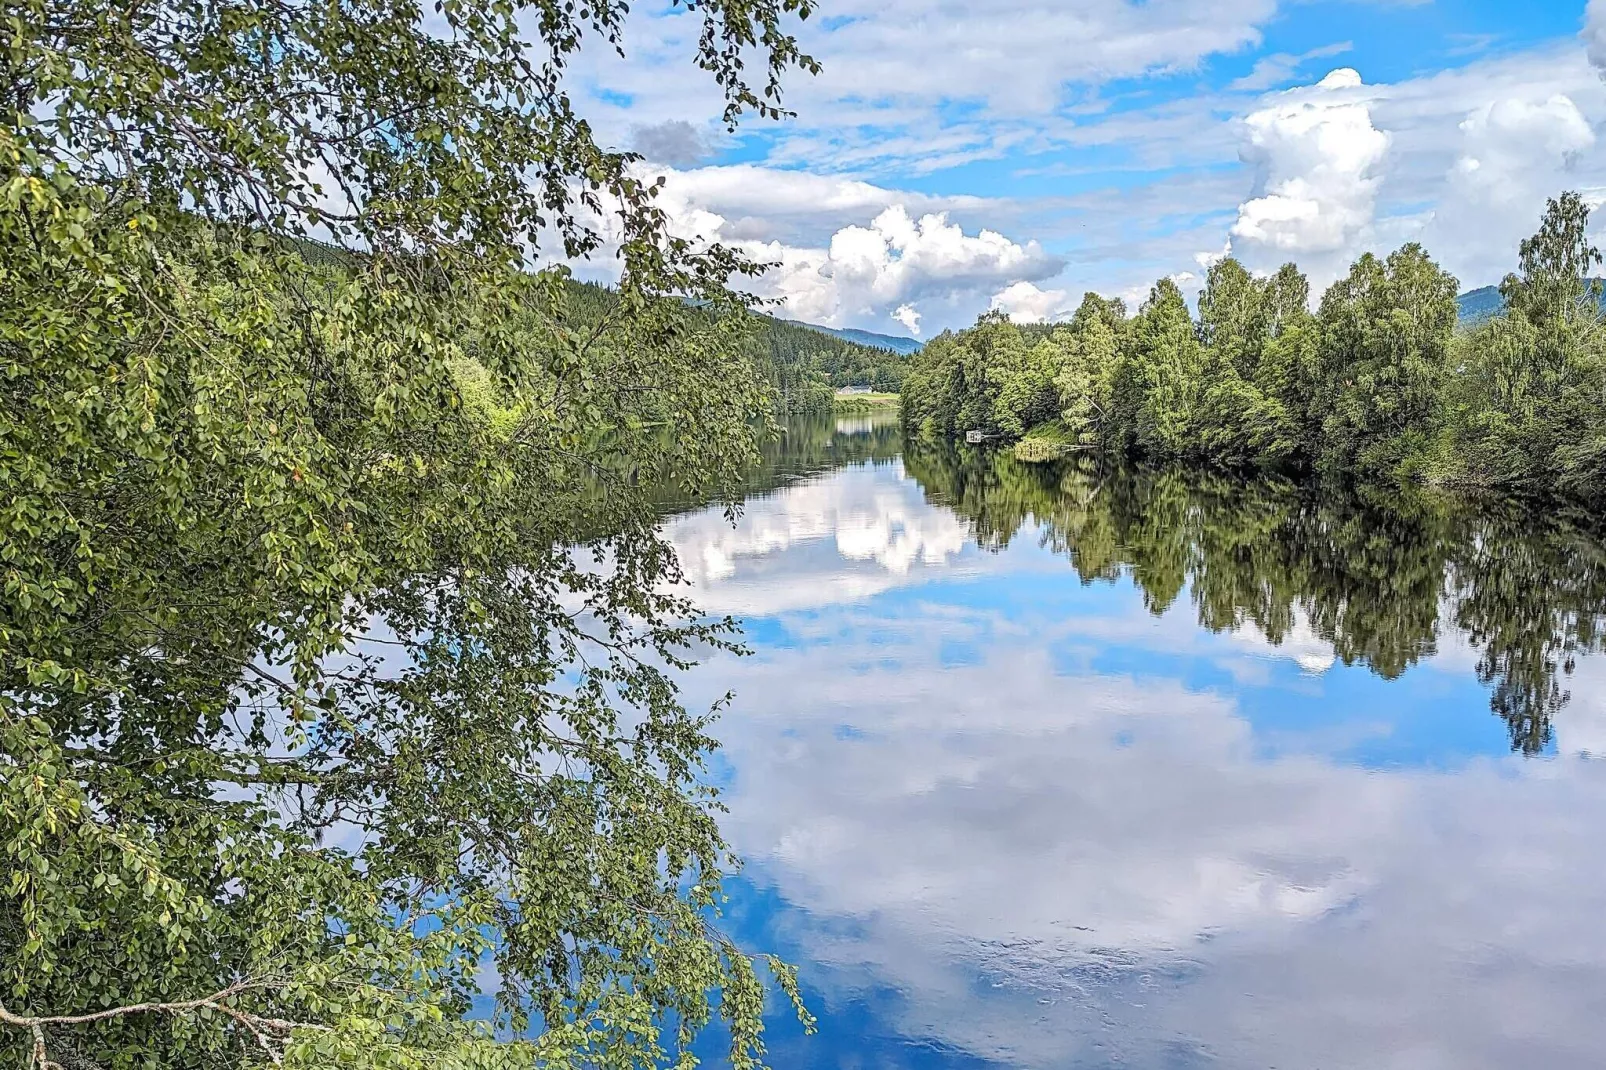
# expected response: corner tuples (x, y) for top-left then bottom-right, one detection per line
(675, 414), (1606, 1069)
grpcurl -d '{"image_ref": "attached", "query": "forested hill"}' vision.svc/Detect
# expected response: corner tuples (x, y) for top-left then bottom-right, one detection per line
(556, 281), (911, 412)
(275, 241), (911, 409)
(1458, 278), (1606, 325)
(750, 313), (911, 390)
(782, 320), (924, 355)
(278, 240), (919, 382)
(1457, 286), (1506, 325)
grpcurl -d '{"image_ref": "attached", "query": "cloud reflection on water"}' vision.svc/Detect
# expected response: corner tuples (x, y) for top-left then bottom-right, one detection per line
(667, 452), (1606, 1069)
(668, 460), (972, 617)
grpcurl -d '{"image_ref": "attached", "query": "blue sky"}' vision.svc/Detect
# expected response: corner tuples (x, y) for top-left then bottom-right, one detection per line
(563, 0), (1606, 336)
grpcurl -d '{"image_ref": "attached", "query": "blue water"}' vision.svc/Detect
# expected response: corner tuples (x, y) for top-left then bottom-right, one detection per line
(667, 417), (1606, 1069)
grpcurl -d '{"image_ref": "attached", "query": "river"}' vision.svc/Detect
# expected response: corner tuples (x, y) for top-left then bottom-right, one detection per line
(671, 412), (1606, 1069)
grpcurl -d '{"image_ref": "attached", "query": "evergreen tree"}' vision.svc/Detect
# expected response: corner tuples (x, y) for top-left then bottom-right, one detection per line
(1197, 258), (1267, 379)
(987, 324), (1061, 437)
(900, 330), (968, 438)
(1249, 263), (1322, 466)
(1193, 259), (1267, 466)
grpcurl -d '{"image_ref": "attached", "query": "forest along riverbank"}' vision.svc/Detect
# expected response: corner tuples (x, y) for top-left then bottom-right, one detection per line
(901, 194), (1606, 504)
(675, 415), (1606, 1070)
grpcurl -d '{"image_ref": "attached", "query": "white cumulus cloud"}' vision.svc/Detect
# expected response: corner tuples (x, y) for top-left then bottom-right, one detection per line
(1586, 0), (1606, 79)
(746, 205), (1062, 333)
(1452, 96), (1593, 195)
(1419, 94), (1597, 286)
(989, 280), (1073, 323)
(1229, 68), (1389, 280)
(580, 164), (1055, 333)
(892, 304), (923, 335)
(644, 164), (992, 248)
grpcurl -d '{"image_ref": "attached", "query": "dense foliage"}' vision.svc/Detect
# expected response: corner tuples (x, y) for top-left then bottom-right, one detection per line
(903, 194), (1606, 500)
(1, 0), (821, 1067)
(904, 442), (1606, 756)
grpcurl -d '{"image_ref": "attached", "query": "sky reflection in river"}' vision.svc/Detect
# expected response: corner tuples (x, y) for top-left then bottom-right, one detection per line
(674, 417), (1606, 1070)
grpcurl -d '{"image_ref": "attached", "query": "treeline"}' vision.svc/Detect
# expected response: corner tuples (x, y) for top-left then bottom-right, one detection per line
(901, 193), (1606, 500)
(903, 443), (1606, 755)
(276, 249), (902, 426)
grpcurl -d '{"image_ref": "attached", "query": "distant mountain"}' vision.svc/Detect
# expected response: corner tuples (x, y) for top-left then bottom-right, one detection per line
(1457, 279), (1606, 326)
(1456, 285), (1507, 326)
(782, 319), (923, 355)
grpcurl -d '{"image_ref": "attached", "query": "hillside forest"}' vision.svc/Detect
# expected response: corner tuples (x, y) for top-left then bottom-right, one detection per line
(900, 192), (1606, 501)
(748, 312), (910, 411)
(542, 282), (908, 415)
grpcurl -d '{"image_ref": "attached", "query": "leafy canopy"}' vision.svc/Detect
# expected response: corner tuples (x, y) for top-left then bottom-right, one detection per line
(2, 0), (821, 1067)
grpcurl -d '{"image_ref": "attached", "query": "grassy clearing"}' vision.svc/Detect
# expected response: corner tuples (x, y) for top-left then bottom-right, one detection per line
(833, 391), (902, 412)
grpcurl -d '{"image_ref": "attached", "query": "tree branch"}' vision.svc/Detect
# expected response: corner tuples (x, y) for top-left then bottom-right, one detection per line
(0, 981), (324, 1067)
